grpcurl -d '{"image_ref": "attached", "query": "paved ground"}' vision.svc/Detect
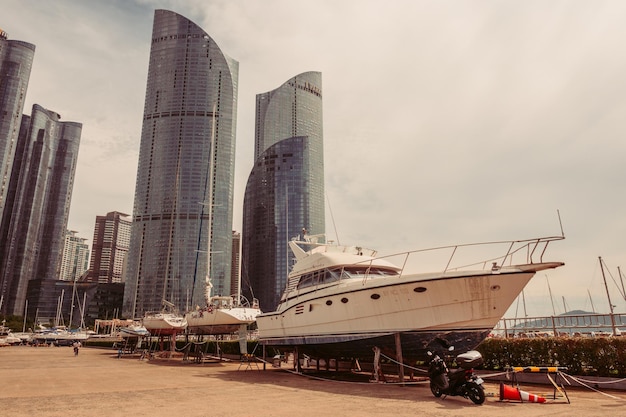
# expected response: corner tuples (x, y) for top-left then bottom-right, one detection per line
(0, 345), (625, 417)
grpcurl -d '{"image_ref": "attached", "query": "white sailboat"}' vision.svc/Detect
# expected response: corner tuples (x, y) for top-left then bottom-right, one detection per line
(142, 299), (188, 336)
(184, 105), (261, 336)
(185, 282), (261, 335)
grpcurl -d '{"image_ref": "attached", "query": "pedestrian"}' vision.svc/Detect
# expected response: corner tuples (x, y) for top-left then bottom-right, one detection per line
(73, 341), (81, 356)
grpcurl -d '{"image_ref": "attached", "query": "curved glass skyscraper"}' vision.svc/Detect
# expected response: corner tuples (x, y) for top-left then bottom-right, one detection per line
(124, 10), (238, 317)
(0, 31), (35, 227)
(242, 72), (324, 311)
(0, 104), (82, 316)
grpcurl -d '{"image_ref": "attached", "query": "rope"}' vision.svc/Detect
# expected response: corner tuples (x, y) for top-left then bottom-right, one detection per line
(282, 366), (429, 385)
(174, 340), (208, 352)
(561, 372), (626, 401)
(560, 374), (626, 385)
(378, 352), (428, 374)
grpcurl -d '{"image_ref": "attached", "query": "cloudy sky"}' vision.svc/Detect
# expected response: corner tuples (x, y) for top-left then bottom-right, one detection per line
(4, 0), (626, 317)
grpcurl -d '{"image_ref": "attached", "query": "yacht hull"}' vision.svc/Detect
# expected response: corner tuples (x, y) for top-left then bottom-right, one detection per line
(258, 264), (560, 361)
(142, 314), (187, 335)
(186, 307), (261, 335)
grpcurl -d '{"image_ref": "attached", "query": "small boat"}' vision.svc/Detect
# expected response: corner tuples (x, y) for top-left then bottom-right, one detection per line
(32, 325), (91, 344)
(185, 294), (261, 335)
(118, 324), (150, 338)
(256, 231), (565, 362)
(0, 320), (21, 346)
(142, 300), (187, 336)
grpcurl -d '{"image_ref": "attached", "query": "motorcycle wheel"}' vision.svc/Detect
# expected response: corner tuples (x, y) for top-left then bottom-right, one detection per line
(430, 382), (443, 398)
(465, 382), (485, 405)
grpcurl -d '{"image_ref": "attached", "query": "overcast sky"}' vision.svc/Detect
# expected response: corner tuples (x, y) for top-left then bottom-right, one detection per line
(4, 0), (626, 318)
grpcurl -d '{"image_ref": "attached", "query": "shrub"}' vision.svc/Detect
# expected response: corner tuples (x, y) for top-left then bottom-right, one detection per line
(477, 337), (626, 377)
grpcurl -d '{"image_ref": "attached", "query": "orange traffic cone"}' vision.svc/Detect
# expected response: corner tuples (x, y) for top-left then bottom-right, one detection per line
(499, 383), (546, 403)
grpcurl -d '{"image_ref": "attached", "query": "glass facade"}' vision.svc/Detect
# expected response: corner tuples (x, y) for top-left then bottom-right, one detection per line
(0, 33), (35, 252)
(59, 230), (90, 282)
(88, 211), (131, 284)
(0, 104), (82, 316)
(123, 10), (238, 317)
(242, 72), (324, 311)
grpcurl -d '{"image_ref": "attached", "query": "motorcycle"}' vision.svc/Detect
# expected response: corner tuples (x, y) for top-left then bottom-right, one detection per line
(427, 346), (486, 405)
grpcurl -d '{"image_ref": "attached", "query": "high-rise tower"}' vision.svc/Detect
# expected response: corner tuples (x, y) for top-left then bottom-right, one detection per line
(59, 230), (90, 281)
(123, 10), (239, 317)
(0, 104), (82, 315)
(87, 211), (131, 284)
(0, 29), (35, 237)
(242, 72), (325, 310)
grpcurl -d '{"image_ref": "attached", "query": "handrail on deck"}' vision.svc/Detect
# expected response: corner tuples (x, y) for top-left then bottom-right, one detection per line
(370, 234), (565, 278)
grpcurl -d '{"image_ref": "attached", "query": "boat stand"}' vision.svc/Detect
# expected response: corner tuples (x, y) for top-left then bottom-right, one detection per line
(238, 353), (260, 371)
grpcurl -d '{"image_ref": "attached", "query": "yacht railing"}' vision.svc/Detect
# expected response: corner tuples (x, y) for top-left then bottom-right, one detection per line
(354, 234), (565, 279)
(495, 312), (626, 337)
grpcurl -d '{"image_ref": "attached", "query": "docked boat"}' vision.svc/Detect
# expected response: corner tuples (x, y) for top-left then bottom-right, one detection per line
(142, 312), (187, 336)
(142, 300), (187, 336)
(0, 321), (21, 346)
(31, 325), (91, 344)
(185, 294), (261, 335)
(118, 324), (150, 338)
(256, 232), (565, 362)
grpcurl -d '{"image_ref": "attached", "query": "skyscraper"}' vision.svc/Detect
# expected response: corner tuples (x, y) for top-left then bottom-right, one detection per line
(0, 104), (82, 315)
(0, 29), (35, 235)
(123, 10), (239, 317)
(87, 211), (131, 284)
(59, 230), (90, 281)
(242, 72), (325, 310)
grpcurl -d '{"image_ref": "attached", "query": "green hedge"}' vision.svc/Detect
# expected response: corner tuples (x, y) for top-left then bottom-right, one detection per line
(477, 337), (626, 377)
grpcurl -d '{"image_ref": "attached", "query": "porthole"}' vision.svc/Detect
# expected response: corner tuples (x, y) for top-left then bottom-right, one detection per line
(414, 287), (427, 293)
(341, 297), (349, 303)
(371, 293), (381, 300)
(326, 300), (332, 306)
(491, 285), (501, 291)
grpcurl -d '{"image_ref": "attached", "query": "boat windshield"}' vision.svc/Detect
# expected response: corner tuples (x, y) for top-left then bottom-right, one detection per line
(296, 266), (398, 290)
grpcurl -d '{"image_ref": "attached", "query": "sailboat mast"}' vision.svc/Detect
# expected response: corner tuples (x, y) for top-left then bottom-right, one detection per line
(80, 292), (87, 329)
(69, 278), (77, 328)
(587, 289), (596, 313)
(205, 104), (217, 304)
(618, 266), (626, 301)
(599, 256), (617, 335)
(22, 299), (28, 332)
(546, 275), (556, 315)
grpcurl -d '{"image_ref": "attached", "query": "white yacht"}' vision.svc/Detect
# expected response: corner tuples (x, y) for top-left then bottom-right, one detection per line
(256, 232), (564, 361)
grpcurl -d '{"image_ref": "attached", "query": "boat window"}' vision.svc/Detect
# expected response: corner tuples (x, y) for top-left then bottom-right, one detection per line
(297, 269), (341, 289)
(338, 267), (398, 279)
(295, 267), (397, 290)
